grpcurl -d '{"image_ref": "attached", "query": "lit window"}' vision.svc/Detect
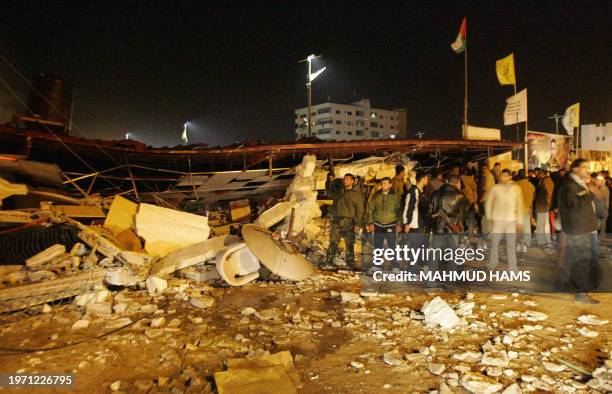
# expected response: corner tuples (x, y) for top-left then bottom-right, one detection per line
(370, 112), (377, 119)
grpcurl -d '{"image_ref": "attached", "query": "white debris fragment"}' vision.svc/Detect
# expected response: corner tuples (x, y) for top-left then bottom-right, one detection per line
(383, 350), (402, 366)
(577, 315), (609, 326)
(190, 296), (215, 309)
(150, 317), (166, 328)
(455, 302), (475, 316)
(428, 363), (446, 375)
(422, 297), (460, 329)
(592, 365), (612, 392)
(501, 383), (521, 394)
(492, 294), (507, 300)
(145, 276), (168, 296)
(523, 310), (548, 321)
(577, 326), (598, 337)
(481, 349), (509, 367)
(542, 361), (565, 372)
(460, 372), (503, 394)
(110, 380), (122, 391)
(453, 351), (482, 363)
(340, 292), (363, 304)
(42, 304), (52, 313)
(71, 319), (90, 329)
(350, 361), (364, 370)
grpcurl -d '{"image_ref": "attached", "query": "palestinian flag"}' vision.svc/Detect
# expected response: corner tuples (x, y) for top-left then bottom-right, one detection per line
(451, 17), (467, 53)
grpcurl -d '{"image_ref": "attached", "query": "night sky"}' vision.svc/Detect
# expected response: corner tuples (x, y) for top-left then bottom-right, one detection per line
(0, 1), (610, 147)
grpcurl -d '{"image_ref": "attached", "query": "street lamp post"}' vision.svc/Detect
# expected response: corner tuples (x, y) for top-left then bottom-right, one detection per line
(299, 54), (326, 137)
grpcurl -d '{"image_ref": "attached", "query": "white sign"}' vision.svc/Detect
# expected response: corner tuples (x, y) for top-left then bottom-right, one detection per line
(503, 88), (528, 126)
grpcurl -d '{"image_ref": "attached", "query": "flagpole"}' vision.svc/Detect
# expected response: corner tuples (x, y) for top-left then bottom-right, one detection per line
(464, 33), (468, 134)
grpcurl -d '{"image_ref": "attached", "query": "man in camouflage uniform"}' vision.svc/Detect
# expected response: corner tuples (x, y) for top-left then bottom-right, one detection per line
(324, 173), (365, 269)
(366, 177), (402, 269)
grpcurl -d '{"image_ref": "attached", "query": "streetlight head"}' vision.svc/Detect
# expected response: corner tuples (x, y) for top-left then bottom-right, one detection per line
(307, 54), (315, 61)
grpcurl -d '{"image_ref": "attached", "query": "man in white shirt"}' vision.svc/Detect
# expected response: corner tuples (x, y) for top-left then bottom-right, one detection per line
(485, 169), (524, 272)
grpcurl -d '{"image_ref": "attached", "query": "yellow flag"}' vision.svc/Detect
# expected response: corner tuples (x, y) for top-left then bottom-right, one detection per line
(562, 102), (580, 134)
(496, 53), (516, 85)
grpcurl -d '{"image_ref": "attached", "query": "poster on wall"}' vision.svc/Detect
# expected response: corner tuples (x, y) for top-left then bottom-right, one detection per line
(526, 132), (572, 171)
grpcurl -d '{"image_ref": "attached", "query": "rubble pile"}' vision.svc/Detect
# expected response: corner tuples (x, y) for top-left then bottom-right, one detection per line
(0, 157), (610, 392)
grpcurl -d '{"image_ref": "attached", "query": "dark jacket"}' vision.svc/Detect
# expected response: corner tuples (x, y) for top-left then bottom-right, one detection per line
(366, 190), (402, 225)
(557, 175), (598, 234)
(326, 178), (365, 225)
(429, 184), (467, 234)
(403, 185), (429, 229)
(535, 176), (554, 213)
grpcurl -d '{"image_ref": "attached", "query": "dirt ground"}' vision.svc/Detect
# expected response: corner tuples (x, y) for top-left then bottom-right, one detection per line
(0, 270), (610, 393)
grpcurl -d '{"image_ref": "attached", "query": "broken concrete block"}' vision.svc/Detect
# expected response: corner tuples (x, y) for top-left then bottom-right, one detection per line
(215, 242), (260, 286)
(135, 203), (210, 258)
(110, 380), (122, 391)
(105, 267), (139, 286)
(216, 351), (300, 393)
(151, 235), (227, 276)
(181, 266), (220, 282)
(481, 349), (509, 367)
(42, 304), (52, 313)
(78, 228), (123, 258)
(428, 363), (446, 375)
(294, 155), (316, 178)
(350, 361), (364, 370)
(460, 372), (504, 394)
(190, 296), (215, 309)
(151, 317), (166, 328)
(25, 244), (66, 268)
(254, 201), (297, 228)
(542, 361), (565, 372)
(422, 297), (460, 329)
(71, 319), (90, 329)
(113, 303), (128, 314)
(578, 315), (609, 325)
(383, 350), (402, 366)
(501, 383), (521, 394)
(75, 289), (110, 306)
(104, 195), (137, 235)
(340, 292), (364, 304)
(86, 302), (112, 317)
(145, 276), (168, 296)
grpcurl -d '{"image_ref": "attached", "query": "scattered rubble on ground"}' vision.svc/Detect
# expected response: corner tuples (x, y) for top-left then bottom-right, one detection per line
(0, 156), (611, 392)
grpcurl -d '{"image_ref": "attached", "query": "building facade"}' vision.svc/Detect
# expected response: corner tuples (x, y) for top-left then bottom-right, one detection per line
(295, 99), (407, 140)
(581, 122), (612, 152)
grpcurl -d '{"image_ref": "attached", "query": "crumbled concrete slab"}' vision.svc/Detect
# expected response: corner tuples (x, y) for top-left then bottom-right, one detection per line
(422, 296), (460, 329)
(135, 203), (210, 258)
(145, 276), (168, 296)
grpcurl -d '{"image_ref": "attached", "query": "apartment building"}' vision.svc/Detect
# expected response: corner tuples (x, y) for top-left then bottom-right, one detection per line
(295, 99), (406, 140)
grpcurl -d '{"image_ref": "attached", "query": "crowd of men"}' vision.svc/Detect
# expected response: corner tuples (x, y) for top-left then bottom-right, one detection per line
(322, 159), (611, 303)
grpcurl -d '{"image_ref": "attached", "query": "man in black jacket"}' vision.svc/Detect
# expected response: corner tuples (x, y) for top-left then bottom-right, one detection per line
(557, 158), (600, 304)
(428, 175), (468, 286)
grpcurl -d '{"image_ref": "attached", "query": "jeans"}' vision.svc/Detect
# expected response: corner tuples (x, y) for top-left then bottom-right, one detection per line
(560, 232), (600, 292)
(489, 220), (518, 271)
(372, 223), (397, 267)
(536, 211), (551, 245)
(520, 212), (532, 247)
(430, 233), (460, 274)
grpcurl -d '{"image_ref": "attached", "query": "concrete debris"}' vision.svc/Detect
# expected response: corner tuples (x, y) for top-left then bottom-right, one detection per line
(110, 380), (122, 391)
(383, 350), (402, 366)
(85, 302), (112, 317)
(105, 267), (139, 286)
(340, 292), (364, 304)
(522, 310), (548, 321)
(427, 362), (446, 375)
(455, 301), (475, 316)
(25, 244), (66, 268)
(542, 361), (565, 372)
(460, 372), (504, 393)
(71, 319), (90, 329)
(422, 297), (461, 329)
(215, 351), (300, 393)
(135, 203), (210, 258)
(481, 349), (509, 367)
(592, 364), (612, 392)
(145, 276), (168, 296)
(452, 351), (482, 363)
(577, 314), (608, 325)
(254, 201), (297, 228)
(41, 303), (52, 313)
(350, 361), (365, 370)
(501, 383), (521, 394)
(151, 235), (227, 277)
(190, 296), (215, 309)
(577, 326), (598, 337)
